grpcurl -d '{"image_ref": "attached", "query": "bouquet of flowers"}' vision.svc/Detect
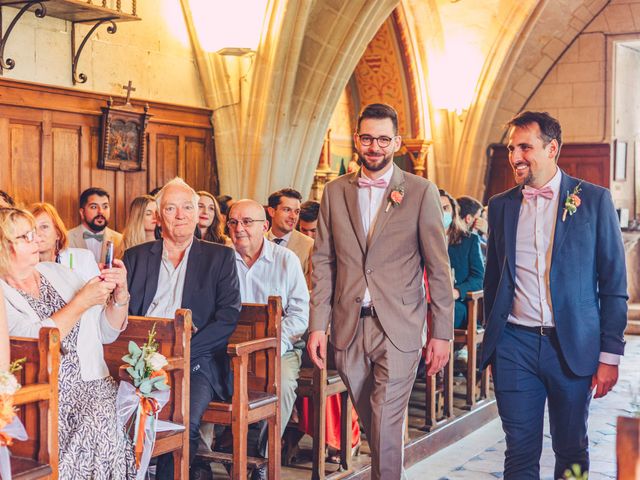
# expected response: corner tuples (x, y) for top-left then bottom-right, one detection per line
(116, 324), (183, 480)
(0, 359), (28, 480)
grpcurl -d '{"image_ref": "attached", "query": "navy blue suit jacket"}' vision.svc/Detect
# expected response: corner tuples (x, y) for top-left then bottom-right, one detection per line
(481, 171), (627, 377)
(123, 238), (242, 399)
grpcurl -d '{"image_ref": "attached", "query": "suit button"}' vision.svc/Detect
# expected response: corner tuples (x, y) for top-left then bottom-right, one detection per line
(356, 297), (362, 303)
(366, 269), (372, 274)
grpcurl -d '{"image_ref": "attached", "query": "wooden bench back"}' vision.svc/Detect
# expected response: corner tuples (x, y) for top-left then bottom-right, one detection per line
(103, 309), (192, 425)
(229, 297), (282, 393)
(9, 327), (60, 475)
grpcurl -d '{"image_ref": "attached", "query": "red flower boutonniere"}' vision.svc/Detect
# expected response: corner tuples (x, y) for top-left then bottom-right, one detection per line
(562, 181), (583, 221)
(385, 186), (405, 212)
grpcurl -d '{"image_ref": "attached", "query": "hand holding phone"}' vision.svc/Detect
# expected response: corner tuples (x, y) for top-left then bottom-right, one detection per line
(104, 240), (114, 270)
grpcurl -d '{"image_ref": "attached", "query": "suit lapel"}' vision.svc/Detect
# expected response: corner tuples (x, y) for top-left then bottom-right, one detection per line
(142, 241), (162, 314)
(182, 238), (201, 309)
(504, 186), (522, 280)
(344, 172), (367, 255)
(551, 171), (578, 265)
(368, 166), (405, 249)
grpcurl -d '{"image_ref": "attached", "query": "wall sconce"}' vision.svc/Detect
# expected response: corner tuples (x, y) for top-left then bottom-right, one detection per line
(189, 0), (267, 55)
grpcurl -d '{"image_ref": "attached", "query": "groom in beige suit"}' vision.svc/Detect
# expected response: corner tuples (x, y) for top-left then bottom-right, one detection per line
(308, 103), (454, 480)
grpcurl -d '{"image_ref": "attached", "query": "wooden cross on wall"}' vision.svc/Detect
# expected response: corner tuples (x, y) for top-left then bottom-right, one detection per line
(122, 80), (136, 105)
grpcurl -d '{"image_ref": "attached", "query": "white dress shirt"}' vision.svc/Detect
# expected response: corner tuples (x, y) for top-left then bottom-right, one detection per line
(57, 247), (101, 283)
(357, 165), (395, 306)
(146, 241), (193, 319)
(509, 168), (618, 364)
(267, 230), (292, 247)
(80, 225), (105, 263)
(234, 239), (309, 354)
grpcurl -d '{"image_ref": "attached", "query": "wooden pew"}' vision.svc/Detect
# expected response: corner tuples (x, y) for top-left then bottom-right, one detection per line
(9, 327), (60, 480)
(295, 343), (355, 479)
(197, 296), (283, 480)
(103, 309), (192, 479)
(454, 291), (490, 410)
(617, 416), (640, 480)
(422, 309), (454, 431)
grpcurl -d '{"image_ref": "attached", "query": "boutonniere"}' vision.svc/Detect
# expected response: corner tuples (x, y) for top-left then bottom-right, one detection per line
(562, 181), (583, 221)
(385, 186), (405, 212)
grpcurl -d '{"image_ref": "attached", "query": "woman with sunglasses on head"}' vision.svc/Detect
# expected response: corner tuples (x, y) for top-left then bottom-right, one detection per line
(30, 202), (100, 283)
(0, 207), (136, 478)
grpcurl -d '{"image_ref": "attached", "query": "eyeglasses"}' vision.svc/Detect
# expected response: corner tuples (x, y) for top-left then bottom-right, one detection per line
(357, 134), (396, 148)
(227, 218), (265, 228)
(14, 229), (36, 243)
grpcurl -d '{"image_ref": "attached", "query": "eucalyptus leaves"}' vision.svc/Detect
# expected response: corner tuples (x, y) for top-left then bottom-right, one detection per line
(122, 323), (169, 395)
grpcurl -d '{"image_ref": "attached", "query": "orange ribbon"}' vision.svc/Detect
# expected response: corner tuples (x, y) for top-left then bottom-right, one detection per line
(134, 394), (160, 468)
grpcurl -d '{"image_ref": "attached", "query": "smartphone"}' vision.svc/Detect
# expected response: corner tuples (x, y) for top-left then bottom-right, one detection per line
(104, 240), (114, 269)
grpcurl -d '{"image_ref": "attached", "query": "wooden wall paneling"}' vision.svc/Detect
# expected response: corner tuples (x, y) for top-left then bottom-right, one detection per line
(10, 118), (43, 206)
(88, 127), (118, 229)
(147, 131), (157, 194)
(155, 134), (180, 188)
(50, 123), (82, 227)
(185, 137), (206, 192)
(41, 111), (52, 201)
(0, 117), (10, 194)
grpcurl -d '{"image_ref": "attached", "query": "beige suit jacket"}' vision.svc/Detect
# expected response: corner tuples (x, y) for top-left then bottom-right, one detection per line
(310, 168), (454, 352)
(67, 225), (123, 259)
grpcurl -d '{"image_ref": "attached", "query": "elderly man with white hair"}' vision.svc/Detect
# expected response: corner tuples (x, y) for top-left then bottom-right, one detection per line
(123, 177), (241, 480)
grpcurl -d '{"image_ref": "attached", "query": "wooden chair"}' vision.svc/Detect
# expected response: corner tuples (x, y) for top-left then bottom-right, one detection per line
(9, 327), (61, 480)
(453, 291), (490, 410)
(422, 309), (454, 431)
(103, 309), (192, 479)
(197, 296), (283, 480)
(294, 345), (355, 480)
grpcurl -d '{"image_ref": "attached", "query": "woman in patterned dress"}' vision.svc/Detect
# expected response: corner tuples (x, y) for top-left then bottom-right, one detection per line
(0, 207), (136, 479)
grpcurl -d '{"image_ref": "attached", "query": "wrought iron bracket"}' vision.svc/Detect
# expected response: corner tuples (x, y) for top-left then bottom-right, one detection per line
(71, 18), (117, 85)
(0, 0), (47, 74)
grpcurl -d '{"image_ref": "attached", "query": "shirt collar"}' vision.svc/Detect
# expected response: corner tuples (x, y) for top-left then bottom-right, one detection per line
(234, 237), (273, 267)
(161, 238), (194, 263)
(267, 230), (292, 243)
(523, 167), (562, 199)
(361, 164), (394, 185)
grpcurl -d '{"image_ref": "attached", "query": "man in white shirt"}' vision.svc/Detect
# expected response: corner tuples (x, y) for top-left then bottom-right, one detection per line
(266, 188), (314, 286)
(67, 187), (123, 262)
(229, 198), (309, 478)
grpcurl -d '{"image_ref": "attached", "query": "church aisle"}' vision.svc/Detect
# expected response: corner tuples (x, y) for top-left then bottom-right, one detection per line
(407, 335), (640, 480)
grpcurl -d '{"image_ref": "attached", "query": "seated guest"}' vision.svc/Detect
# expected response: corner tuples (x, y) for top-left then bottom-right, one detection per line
(30, 202), (100, 282)
(297, 200), (320, 240)
(216, 194), (233, 224)
(439, 190), (485, 329)
(197, 191), (230, 245)
(119, 195), (158, 256)
(0, 290), (8, 371)
(0, 207), (135, 478)
(123, 177), (241, 480)
(267, 188), (314, 285)
(67, 187), (123, 263)
(228, 199), (309, 480)
(0, 190), (15, 208)
(457, 195), (488, 258)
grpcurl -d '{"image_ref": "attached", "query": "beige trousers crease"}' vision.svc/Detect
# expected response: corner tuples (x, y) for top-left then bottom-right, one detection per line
(334, 315), (420, 480)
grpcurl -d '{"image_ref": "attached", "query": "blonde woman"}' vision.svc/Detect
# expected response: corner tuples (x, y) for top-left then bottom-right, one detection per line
(30, 203), (100, 282)
(119, 195), (157, 256)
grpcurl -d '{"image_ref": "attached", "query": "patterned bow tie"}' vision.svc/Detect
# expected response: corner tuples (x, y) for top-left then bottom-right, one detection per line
(83, 231), (104, 241)
(522, 186), (553, 200)
(357, 177), (388, 189)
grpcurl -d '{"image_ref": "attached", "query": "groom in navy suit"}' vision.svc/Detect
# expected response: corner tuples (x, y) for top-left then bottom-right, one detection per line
(482, 111), (627, 479)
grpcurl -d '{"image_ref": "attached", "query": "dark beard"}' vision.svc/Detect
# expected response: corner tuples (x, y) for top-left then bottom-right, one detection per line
(87, 216), (107, 232)
(359, 151), (393, 172)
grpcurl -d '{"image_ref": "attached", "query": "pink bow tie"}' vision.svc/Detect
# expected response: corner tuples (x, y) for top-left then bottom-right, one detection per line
(523, 186), (554, 200)
(357, 177), (388, 189)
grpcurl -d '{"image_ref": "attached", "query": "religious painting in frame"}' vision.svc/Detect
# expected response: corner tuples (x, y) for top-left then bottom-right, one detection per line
(99, 99), (152, 171)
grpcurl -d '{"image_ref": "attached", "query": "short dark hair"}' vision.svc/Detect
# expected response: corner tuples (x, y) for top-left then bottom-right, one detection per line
(357, 103), (399, 135)
(268, 188), (302, 209)
(79, 187), (110, 208)
(0, 190), (15, 207)
(507, 111), (562, 160)
(457, 196), (483, 219)
(299, 200), (320, 222)
(216, 195), (233, 215)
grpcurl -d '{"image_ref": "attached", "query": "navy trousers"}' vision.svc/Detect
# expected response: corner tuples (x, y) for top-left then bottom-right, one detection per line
(493, 323), (592, 480)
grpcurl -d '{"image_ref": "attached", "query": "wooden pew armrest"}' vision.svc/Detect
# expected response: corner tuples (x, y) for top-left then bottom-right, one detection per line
(13, 384), (51, 405)
(227, 337), (277, 357)
(465, 290), (484, 301)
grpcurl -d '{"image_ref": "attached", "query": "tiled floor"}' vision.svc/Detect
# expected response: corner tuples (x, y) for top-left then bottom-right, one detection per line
(407, 335), (640, 480)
